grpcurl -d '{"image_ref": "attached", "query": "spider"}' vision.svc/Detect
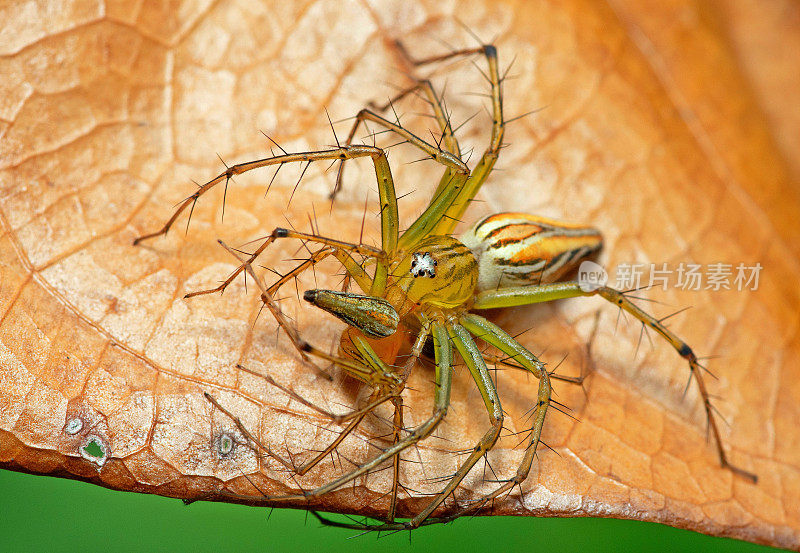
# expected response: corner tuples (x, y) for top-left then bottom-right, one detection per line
(134, 41), (756, 530)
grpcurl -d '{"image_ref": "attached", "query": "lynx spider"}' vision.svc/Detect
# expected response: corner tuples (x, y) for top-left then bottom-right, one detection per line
(135, 40), (756, 530)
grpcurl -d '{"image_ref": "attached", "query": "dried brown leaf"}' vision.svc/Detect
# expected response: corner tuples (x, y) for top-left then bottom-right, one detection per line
(1, 1), (798, 548)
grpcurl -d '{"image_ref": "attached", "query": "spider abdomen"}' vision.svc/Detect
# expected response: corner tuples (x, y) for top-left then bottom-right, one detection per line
(461, 212), (603, 290)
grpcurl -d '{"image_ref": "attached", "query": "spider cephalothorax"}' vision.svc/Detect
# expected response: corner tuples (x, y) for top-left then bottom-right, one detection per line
(388, 236), (478, 314)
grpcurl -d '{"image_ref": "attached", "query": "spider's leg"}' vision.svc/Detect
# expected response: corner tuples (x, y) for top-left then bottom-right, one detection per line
(292, 390), (389, 476)
(331, 44), (492, 199)
(267, 228), (385, 261)
(397, 42), (503, 164)
(262, 248), (371, 298)
(386, 322), (430, 522)
(404, 322), (504, 527)
(134, 102), (420, 299)
(371, 79), (463, 158)
(213, 249), (404, 477)
(387, 393), (404, 522)
(443, 313), (552, 521)
(482, 353), (584, 385)
(135, 144), (399, 294)
(189, 231), (377, 302)
(132, 145), (397, 246)
(430, 44), (504, 237)
(203, 391), (295, 471)
(268, 227), (425, 299)
(398, 44), (503, 249)
(473, 281), (758, 483)
(204, 386), (390, 472)
(267, 227), (395, 295)
(244, 363), (396, 427)
(206, 377), (396, 484)
(187, 239), (333, 298)
(320, 314), (552, 531)
(332, 84), (468, 198)
(481, 311), (600, 387)
(214, 321), (451, 508)
(222, 241), (394, 386)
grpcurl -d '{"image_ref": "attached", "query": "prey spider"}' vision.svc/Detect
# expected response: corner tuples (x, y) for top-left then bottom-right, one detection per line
(134, 41), (756, 530)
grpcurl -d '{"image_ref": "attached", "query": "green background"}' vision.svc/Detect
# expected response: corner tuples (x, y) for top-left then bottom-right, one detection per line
(0, 469), (785, 552)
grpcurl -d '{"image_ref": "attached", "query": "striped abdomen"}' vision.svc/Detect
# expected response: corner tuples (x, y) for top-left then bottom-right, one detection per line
(460, 212), (602, 291)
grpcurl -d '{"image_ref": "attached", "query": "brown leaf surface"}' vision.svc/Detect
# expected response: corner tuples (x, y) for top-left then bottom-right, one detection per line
(1, 1), (798, 548)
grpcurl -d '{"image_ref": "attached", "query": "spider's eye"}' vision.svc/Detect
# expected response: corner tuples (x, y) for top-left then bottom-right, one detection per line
(410, 252), (436, 278)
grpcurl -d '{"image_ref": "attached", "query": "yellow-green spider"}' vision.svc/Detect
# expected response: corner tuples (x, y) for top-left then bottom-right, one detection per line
(135, 42), (756, 530)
